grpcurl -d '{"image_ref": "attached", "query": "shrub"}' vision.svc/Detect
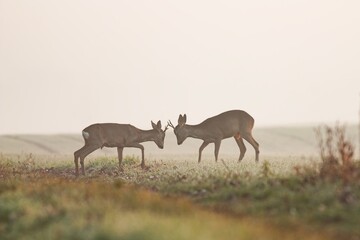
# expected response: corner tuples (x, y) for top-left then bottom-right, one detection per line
(314, 123), (359, 183)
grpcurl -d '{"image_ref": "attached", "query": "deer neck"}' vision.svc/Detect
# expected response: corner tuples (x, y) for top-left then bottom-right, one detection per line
(187, 124), (206, 139)
(138, 129), (156, 142)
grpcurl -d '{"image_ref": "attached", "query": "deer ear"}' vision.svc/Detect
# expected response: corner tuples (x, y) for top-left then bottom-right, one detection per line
(156, 120), (162, 129)
(178, 114), (186, 126)
(151, 121), (157, 129)
(178, 114), (183, 125)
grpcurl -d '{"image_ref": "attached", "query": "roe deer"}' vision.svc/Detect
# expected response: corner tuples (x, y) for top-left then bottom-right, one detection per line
(74, 120), (168, 175)
(168, 110), (259, 163)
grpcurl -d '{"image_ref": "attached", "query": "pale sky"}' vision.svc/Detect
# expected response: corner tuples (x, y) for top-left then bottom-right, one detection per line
(0, 0), (359, 134)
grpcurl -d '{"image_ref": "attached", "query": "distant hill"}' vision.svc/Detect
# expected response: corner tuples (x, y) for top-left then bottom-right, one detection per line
(0, 125), (358, 158)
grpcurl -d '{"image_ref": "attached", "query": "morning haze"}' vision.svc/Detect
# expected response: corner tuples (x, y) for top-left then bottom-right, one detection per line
(0, 1), (359, 134)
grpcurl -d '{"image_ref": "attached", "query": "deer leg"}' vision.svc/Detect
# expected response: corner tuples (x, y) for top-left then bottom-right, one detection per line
(139, 145), (145, 168)
(198, 141), (210, 163)
(74, 148), (82, 176)
(126, 143), (145, 168)
(234, 137), (246, 162)
(243, 133), (260, 162)
(214, 140), (222, 162)
(74, 145), (89, 176)
(79, 145), (99, 175)
(117, 147), (124, 169)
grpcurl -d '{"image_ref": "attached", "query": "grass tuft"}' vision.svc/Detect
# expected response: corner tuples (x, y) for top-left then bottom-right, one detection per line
(314, 123), (360, 183)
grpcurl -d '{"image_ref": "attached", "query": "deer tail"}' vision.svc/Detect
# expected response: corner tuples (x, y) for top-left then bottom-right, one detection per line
(82, 131), (90, 140)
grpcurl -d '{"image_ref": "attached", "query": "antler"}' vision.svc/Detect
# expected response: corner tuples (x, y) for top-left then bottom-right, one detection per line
(167, 120), (175, 129)
(164, 123), (169, 132)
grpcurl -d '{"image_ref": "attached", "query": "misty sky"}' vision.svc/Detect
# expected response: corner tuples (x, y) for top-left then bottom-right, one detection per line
(1, 1), (360, 134)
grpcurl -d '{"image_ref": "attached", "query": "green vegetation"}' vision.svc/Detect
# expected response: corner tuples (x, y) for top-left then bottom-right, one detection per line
(0, 125), (359, 239)
(0, 155), (326, 240)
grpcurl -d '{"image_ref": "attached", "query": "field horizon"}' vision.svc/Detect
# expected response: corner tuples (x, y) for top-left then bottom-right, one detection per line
(1, 124), (359, 158)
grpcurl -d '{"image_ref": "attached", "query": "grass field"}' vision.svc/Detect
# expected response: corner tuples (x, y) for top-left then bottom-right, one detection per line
(1, 125), (360, 239)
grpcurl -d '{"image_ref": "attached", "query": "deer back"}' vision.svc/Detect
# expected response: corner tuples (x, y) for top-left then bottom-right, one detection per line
(82, 123), (137, 147)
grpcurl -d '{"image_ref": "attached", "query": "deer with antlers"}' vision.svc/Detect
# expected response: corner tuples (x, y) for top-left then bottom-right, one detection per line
(74, 121), (168, 175)
(168, 110), (259, 163)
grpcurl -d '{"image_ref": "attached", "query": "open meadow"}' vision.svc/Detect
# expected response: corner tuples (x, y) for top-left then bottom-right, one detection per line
(1, 125), (360, 240)
(2, 1), (360, 239)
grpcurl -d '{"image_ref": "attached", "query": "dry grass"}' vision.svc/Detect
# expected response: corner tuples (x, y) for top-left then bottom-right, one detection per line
(1, 122), (360, 239)
(314, 123), (360, 183)
(0, 154), (329, 240)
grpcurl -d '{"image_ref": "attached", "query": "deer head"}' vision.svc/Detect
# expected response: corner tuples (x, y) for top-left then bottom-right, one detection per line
(151, 120), (168, 149)
(168, 114), (188, 145)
